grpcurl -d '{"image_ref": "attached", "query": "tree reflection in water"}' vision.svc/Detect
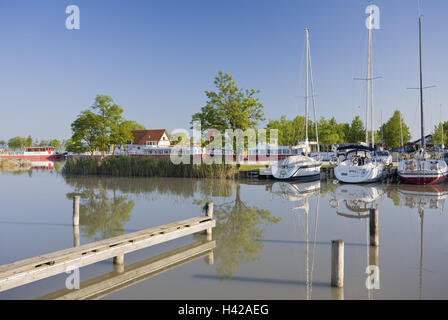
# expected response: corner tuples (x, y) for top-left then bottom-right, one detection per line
(196, 183), (281, 279)
(64, 177), (281, 277)
(66, 183), (134, 241)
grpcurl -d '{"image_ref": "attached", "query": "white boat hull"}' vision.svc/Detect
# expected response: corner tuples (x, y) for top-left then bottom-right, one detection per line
(271, 156), (321, 181)
(334, 162), (386, 184)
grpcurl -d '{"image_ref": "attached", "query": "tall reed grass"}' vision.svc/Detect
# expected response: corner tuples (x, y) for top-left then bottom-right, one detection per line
(62, 156), (239, 179)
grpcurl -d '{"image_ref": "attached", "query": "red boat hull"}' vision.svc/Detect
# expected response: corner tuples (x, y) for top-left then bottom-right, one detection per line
(0, 154), (63, 161)
(398, 174), (447, 185)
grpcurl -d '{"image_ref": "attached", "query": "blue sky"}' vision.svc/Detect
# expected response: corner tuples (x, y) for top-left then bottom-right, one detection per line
(0, 0), (447, 142)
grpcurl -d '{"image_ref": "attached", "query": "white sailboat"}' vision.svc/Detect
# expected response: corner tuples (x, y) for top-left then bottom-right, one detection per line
(272, 27), (321, 181)
(397, 16), (448, 184)
(333, 7), (386, 184)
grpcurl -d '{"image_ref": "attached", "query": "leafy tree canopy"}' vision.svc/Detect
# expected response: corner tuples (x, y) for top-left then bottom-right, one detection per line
(380, 110), (410, 148)
(192, 71), (265, 132)
(67, 95), (135, 155)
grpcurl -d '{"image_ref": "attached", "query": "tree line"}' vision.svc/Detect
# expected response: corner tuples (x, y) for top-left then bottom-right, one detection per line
(191, 71), (412, 149)
(1, 136), (64, 150)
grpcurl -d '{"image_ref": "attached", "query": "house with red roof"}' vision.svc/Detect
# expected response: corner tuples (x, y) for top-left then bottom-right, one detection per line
(132, 129), (171, 147)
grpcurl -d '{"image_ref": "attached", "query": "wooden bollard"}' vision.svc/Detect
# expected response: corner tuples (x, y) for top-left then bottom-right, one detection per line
(331, 287), (344, 300)
(113, 255), (124, 274)
(204, 202), (213, 241)
(73, 196), (80, 226)
(205, 252), (214, 265)
(73, 225), (80, 247)
(369, 208), (379, 247)
(113, 254), (124, 274)
(331, 240), (344, 288)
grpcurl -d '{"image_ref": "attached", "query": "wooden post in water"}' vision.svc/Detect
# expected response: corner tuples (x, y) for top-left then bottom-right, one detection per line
(205, 252), (214, 265)
(205, 202), (213, 241)
(331, 240), (344, 288)
(369, 208), (379, 247)
(73, 225), (80, 247)
(73, 196), (80, 226)
(113, 254), (125, 273)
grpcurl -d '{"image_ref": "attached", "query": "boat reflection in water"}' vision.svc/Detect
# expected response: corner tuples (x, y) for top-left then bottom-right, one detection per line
(392, 184), (448, 299)
(328, 183), (385, 299)
(271, 180), (321, 202)
(31, 161), (55, 170)
(272, 180), (320, 300)
(329, 184), (385, 218)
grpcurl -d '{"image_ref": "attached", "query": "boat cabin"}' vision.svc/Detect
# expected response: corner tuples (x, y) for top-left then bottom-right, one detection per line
(24, 147), (55, 155)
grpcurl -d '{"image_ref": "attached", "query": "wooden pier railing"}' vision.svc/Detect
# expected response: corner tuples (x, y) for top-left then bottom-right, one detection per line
(0, 201), (215, 293)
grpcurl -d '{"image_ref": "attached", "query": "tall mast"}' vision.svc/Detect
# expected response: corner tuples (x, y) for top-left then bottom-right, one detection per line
(305, 27), (309, 155)
(366, 9), (373, 146)
(307, 29), (320, 153)
(419, 17), (425, 149)
(370, 40), (374, 148)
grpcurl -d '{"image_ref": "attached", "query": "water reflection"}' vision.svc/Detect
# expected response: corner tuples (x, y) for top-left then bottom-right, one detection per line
(66, 182), (134, 241)
(272, 180), (320, 300)
(389, 184), (448, 299)
(329, 184), (385, 218)
(55, 175), (448, 299)
(64, 177), (281, 279)
(195, 183), (281, 279)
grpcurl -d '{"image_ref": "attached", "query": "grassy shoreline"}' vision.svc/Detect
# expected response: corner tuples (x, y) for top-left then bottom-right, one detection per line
(62, 156), (240, 179)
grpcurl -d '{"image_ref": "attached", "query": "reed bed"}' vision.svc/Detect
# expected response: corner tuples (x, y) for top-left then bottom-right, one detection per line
(62, 156), (239, 179)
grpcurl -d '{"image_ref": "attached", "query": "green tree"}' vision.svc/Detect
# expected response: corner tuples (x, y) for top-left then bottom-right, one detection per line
(347, 116), (365, 143)
(318, 117), (345, 144)
(68, 95), (134, 155)
(432, 121), (448, 147)
(125, 121), (146, 131)
(67, 110), (103, 155)
(49, 139), (62, 149)
(380, 110), (410, 148)
(0, 140), (6, 146)
(7, 137), (26, 150)
(266, 115), (312, 146)
(24, 135), (33, 147)
(192, 71), (265, 131)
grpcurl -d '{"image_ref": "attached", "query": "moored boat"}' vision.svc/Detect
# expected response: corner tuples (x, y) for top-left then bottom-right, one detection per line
(272, 27), (322, 180)
(397, 17), (448, 184)
(0, 147), (64, 161)
(271, 155), (321, 181)
(397, 151), (447, 184)
(333, 145), (386, 183)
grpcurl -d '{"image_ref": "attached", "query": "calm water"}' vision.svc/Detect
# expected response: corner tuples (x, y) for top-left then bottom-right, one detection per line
(1, 166), (448, 300)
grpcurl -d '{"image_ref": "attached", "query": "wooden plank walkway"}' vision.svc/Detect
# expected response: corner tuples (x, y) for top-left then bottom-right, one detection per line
(37, 240), (216, 300)
(0, 215), (215, 293)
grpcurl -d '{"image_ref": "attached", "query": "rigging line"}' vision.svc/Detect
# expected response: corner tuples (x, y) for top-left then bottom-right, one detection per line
(417, 0), (423, 18)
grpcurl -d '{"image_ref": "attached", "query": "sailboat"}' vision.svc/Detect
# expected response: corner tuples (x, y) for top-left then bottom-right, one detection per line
(397, 17), (448, 184)
(272, 27), (321, 181)
(334, 7), (386, 183)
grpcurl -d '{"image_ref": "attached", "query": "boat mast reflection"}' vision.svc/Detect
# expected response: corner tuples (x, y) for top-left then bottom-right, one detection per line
(394, 184), (448, 299)
(272, 180), (320, 300)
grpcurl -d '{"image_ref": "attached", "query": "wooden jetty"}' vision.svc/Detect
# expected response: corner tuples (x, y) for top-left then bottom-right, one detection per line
(0, 202), (215, 293)
(37, 240), (215, 300)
